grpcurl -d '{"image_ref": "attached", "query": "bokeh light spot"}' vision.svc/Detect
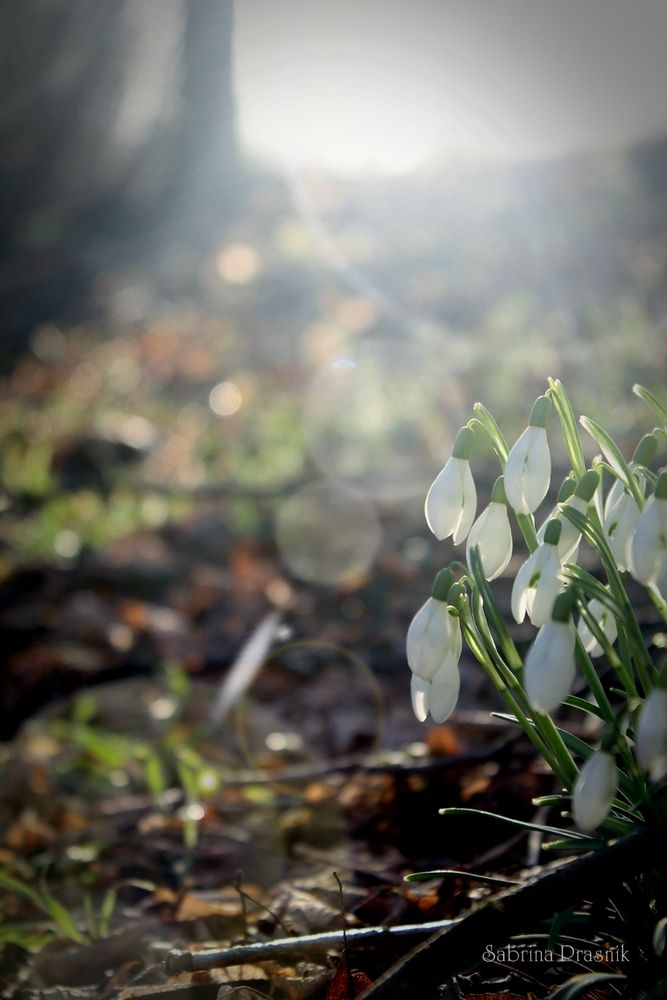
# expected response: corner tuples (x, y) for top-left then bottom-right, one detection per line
(275, 481), (381, 586)
(215, 243), (260, 284)
(209, 381), (243, 416)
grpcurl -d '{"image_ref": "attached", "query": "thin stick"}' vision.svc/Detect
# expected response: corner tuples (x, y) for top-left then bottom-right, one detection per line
(164, 919), (458, 974)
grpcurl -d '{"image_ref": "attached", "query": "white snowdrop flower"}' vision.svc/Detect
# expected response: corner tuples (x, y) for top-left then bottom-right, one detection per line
(504, 396), (551, 515)
(511, 520), (563, 626)
(524, 593), (577, 713)
(604, 478), (644, 572)
(576, 597), (617, 658)
(425, 427), (477, 544)
(628, 474), (667, 596)
(573, 751), (618, 833)
(407, 596), (461, 682)
(555, 470), (600, 563)
(407, 570), (462, 724)
(466, 477), (512, 582)
(636, 686), (667, 782)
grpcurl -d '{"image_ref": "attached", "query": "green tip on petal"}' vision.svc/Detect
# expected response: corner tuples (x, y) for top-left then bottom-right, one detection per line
(452, 426), (475, 460)
(490, 476), (507, 504)
(431, 568), (454, 602)
(544, 519), (562, 546)
(529, 395), (551, 429)
(557, 477), (576, 502)
(655, 471), (667, 501)
(574, 470), (600, 502)
(552, 589), (576, 622)
(633, 433), (658, 467)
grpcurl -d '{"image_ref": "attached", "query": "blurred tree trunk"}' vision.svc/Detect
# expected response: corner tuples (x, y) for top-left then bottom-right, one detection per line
(0, 0), (240, 370)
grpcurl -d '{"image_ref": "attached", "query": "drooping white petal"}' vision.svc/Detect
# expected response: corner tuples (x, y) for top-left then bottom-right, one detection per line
(453, 460), (477, 545)
(427, 658), (461, 723)
(406, 597), (455, 681)
(410, 673), (429, 723)
(511, 543), (562, 626)
(525, 619), (576, 713)
(636, 687), (667, 781)
(629, 495), (667, 589)
(576, 598), (618, 657)
(573, 752), (618, 832)
(511, 548), (540, 623)
(527, 545), (563, 626)
(604, 490), (641, 572)
(558, 496), (587, 562)
(504, 426), (551, 515)
(425, 457), (477, 543)
(466, 501), (513, 581)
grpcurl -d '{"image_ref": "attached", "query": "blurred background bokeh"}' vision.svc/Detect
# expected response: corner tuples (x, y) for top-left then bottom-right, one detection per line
(2, 0), (667, 734)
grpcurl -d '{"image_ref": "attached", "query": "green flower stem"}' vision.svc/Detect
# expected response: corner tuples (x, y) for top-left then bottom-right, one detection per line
(532, 713), (578, 790)
(572, 627), (637, 779)
(575, 595), (638, 702)
(547, 378), (587, 479)
(515, 512), (539, 553)
(470, 403), (509, 463)
(468, 547), (524, 674)
(458, 607), (566, 781)
(648, 585), (667, 623)
(562, 505), (654, 693)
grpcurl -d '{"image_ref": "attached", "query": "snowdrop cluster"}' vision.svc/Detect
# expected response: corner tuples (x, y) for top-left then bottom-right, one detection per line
(407, 380), (667, 838)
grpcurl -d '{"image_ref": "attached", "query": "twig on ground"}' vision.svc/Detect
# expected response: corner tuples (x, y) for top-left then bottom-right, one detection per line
(164, 919), (458, 974)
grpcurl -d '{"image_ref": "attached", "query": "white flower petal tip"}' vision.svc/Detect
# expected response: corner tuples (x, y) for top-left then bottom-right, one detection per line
(629, 492), (667, 595)
(525, 619), (576, 714)
(466, 501), (512, 581)
(410, 674), (429, 723)
(406, 597), (460, 681)
(510, 540), (562, 626)
(428, 660), (461, 724)
(504, 425), (551, 515)
(409, 659), (460, 724)
(425, 457), (477, 544)
(576, 598), (617, 658)
(573, 752), (618, 833)
(636, 688), (667, 782)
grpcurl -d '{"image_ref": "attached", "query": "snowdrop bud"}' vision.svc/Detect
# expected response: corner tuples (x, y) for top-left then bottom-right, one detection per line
(629, 473), (667, 596)
(504, 396), (551, 515)
(636, 686), (667, 782)
(466, 477), (513, 581)
(406, 572), (461, 681)
(573, 752), (618, 832)
(604, 479), (642, 572)
(524, 592), (576, 713)
(557, 470), (599, 563)
(511, 520), (563, 626)
(576, 597), (617, 657)
(425, 427), (477, 544)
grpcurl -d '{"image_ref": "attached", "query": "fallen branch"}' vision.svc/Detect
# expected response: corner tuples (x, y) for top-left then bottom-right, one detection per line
(164, 919), (458, 974)
(359, 828), (659, 998)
